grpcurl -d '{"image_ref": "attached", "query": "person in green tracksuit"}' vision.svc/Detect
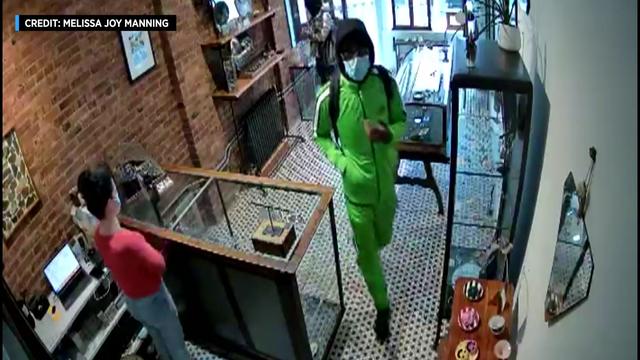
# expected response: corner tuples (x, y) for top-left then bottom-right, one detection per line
(313, 18), (406, 342)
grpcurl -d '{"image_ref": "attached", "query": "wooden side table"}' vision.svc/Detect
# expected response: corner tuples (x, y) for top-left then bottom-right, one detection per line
(438, 278), (514, 360)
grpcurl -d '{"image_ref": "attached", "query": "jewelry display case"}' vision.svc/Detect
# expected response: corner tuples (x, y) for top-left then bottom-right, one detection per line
(394, 43), (453, 215)
(116, 163), (344, 360)
(434, 37), (533, 349)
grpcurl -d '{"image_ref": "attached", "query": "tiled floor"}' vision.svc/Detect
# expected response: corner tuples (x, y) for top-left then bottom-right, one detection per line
(182, 89), (502, 359)
(183, 119), (451, 360)
(273, 121), (449, 360)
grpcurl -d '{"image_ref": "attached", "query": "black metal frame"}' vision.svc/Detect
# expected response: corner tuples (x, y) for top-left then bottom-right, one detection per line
(433, 38), (533, 349)
(391, 0), (432, 30)
(339, 0), (348, 17)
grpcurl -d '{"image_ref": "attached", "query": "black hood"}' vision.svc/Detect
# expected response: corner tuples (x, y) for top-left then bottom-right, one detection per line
(334, 19), (375, 81)
(304, 0), (322, 18)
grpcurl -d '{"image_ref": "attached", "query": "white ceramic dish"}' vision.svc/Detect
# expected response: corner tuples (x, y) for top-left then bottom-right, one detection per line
(494, 339), (512, 359)
(489, 314), (505, 335)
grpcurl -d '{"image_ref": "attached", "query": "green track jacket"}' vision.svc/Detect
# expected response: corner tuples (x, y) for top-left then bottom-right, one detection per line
(314, 70), (407, 205)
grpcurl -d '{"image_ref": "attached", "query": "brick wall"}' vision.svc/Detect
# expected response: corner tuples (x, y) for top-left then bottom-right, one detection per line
(2, 0), (298, 297)
(1, 0), (194, 297)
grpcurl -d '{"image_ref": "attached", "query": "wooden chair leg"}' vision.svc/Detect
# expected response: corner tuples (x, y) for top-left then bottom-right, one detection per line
(423, 160), (445, 215)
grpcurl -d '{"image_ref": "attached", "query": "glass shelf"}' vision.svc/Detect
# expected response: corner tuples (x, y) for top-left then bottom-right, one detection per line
(457, 114), (503, 176)
(442, 224), (497, 318)
(453, 174), (502, 227)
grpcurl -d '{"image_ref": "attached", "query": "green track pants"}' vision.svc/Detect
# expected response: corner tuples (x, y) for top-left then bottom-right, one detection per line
(346, 189), (396, 311)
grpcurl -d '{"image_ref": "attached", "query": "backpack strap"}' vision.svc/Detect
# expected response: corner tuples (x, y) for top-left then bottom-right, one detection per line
(374, 65), (394, 114)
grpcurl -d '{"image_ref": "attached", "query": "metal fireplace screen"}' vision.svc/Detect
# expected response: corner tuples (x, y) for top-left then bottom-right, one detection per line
(245, 88), (285, 169)
(290, 66), (319, 122)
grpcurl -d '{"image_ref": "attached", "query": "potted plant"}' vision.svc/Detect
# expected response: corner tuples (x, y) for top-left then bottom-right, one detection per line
(452, 0), (520, 66)
(479, 0), (521, 51)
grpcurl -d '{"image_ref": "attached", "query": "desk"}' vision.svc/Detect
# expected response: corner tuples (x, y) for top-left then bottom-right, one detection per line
(439, 278), (514, 360)
(34, 276), (100, 352)
(34, 264), (128, 360)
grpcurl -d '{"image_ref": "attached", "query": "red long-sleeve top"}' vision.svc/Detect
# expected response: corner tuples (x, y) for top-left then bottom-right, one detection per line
(94, 228), (165, 299)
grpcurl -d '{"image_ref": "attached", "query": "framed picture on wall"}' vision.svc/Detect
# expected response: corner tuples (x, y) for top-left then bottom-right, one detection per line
(119, 31), (156, 82)
(2, 128), (40, 242)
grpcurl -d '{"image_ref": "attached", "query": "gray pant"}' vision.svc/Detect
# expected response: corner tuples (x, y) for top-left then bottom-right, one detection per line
(124, 282), (190, 360)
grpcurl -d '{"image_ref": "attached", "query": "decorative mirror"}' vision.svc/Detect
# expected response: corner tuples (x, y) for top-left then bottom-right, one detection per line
(544, 148), (596, 323)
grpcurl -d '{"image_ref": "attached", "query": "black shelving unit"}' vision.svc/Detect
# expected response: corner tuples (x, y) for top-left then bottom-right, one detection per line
(434, 37), (533, 349)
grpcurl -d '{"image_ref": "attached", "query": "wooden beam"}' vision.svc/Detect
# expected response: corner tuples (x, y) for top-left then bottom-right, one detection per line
(161, 163), (334, 196)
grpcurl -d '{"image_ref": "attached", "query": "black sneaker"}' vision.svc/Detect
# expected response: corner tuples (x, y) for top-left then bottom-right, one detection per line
(374, 308), (391, 343)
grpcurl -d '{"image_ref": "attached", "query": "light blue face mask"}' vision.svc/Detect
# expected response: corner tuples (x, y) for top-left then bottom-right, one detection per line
(344, 55), (370, 81)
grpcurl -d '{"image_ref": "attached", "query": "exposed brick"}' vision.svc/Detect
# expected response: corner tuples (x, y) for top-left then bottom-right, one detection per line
(0, 0), (177, 295)
(2, 0), (296, 297)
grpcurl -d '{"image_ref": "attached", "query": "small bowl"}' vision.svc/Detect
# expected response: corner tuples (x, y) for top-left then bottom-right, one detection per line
(457, 307), (480, 332)
(494, 339), (512, 359)
(454, 339), (479, 360)
(463, 280), (484, 302)
(489, 314), (505, 335)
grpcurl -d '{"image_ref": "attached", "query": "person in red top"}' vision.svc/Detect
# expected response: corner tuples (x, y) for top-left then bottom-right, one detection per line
(77, 164), (190, 360)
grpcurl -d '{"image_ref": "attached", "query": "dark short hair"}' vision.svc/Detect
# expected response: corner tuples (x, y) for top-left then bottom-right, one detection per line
(76, 163), (114, 220)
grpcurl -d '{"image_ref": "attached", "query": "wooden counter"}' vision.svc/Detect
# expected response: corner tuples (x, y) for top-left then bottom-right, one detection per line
(439, 278), (514, 360)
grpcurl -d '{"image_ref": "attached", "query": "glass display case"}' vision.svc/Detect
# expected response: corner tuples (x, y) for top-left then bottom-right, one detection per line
(434, 38), (533, 348)
(113, 160), (344, 360)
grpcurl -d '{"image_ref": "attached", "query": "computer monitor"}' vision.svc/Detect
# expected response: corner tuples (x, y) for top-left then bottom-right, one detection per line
(43, 244), (81, 294)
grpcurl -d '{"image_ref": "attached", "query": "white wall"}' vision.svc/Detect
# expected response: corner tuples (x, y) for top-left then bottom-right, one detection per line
(513, 0), (637, 358)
